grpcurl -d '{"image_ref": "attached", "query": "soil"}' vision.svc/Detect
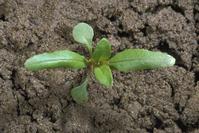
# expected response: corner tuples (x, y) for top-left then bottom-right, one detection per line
(0, 0), (198, 133)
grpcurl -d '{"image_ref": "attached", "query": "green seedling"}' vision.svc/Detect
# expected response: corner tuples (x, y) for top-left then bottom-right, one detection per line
(25, 22), (175, 104)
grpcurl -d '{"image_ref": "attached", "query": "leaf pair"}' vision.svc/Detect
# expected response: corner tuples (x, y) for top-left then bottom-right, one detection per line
(92, 38), (113, 87)
(73, 23), (113, 87)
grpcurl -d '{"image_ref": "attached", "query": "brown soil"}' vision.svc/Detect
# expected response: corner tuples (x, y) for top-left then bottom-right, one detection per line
(0, 0), (199, 133)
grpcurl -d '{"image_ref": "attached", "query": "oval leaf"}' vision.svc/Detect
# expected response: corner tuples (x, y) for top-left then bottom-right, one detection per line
(109, 49), (175, 72)
(92, 38), (111, 62)
(71, 78), (88, 104)
(24, 50), (86, 71)
(72, 22), (94, 46)
(94, 65), (113, 87)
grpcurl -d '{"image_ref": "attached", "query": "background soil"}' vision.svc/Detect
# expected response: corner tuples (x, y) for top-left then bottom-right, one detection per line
(0, 0), (199, 133)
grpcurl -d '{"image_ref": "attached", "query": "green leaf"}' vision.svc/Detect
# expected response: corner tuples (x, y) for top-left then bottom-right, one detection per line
(94, 65), (113, 87)
(72, 23), (94, 52)
(109, 49), (176, 72)
(92, 38), (111, 62)
(24, 50), (86, 71)
(71, 78), (88, 104)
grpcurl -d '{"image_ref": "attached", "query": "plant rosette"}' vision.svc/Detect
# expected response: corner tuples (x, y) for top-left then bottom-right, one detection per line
(25, 22), (175, 104)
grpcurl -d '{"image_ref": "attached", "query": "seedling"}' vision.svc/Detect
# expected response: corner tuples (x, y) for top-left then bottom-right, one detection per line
(25, 23), (175, 104)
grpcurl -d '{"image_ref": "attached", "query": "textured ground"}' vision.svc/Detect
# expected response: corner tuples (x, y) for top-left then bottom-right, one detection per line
(0, 0), (198, 133)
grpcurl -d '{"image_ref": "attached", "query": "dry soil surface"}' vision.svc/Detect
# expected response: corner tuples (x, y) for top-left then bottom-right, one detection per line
(0, 0), (199, 133)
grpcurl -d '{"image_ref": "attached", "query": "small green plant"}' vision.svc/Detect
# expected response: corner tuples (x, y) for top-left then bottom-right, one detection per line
(25, 23), (175, 104)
